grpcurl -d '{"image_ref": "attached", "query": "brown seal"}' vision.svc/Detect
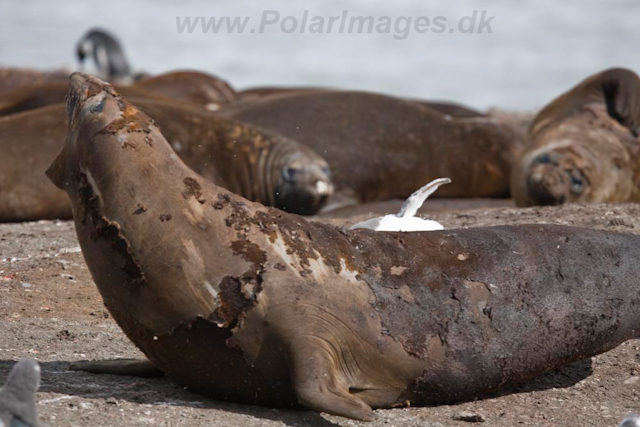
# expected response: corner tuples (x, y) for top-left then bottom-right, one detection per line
(133, 70), (237, 111)
(52, 74), (640, 421)
(218, 90), (522, 201)
(0, 99), (331, 222)
(512, 68), (640, 206)
(0, 82), (169, 117)
(239, 86), (486, 117)
(0, 67), (69, 95)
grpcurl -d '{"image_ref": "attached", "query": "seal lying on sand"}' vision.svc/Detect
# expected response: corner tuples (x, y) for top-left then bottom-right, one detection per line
(0, 68), (69, 95)
(218, 90), (522, 201)
(133, 71), (237, 111)
(0, 82), (169, 117)
(0, 99), (331, 222)
(238, 86), (485, 118)
(512, 68), (640, 206)
(53, 74), (640, 421)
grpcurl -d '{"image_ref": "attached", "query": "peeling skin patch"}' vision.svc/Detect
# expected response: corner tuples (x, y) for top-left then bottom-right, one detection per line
(179, 239), (215, 312)
(98, 102), (153, 135)
(77, 172), (146, 296)
(182, 177), (205, 202)
(390, 266), (407, 275)
(230, 240), (267, 266)
(81, 168), (103, 211)
(182, 198), (206, 226)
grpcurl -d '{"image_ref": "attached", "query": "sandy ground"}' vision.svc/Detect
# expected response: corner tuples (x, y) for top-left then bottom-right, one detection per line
(2, 202), (640, 426)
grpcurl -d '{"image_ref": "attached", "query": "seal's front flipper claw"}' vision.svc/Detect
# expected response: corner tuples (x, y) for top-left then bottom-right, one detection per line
(288, 341), (377, 422)
(69, 358), (164, 378)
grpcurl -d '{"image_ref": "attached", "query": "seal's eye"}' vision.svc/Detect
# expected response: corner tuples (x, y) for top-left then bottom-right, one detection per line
(535, 154), (552, 165)
(282, 167), (300, 182)
(570, 174), (584, 193)
(320, 166), (331, 177)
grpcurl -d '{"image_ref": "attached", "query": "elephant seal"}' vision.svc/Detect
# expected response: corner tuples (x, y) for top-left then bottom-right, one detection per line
(512, 68), (640, 206)
(0, 82), (169, 117)
(0, 98), (331, 222)
(76, 28), (133, 84)
(218, 90), (522, 201)
(239, 86), (485, 118)
(0, 68), (68, 95)
(51, 74), (640, 421)
(133, 71), (237, 110)
(0, 359), (41, 427)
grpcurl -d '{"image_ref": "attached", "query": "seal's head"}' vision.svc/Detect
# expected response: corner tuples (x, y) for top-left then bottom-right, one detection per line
(515, 125), (634, 207)
(521, 147), (591, 205)
(270, 145), (334, 215)
(46, 72), (132, 190)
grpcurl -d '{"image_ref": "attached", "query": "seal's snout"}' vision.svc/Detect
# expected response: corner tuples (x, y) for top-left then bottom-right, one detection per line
(276, 163), (334, 215)
(524, 153), (588, 206)
(526, 164), (568, 205)
(66, 72), (117, 116)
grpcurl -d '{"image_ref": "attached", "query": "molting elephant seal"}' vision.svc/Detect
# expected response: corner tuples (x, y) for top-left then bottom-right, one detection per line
(53, 74), (640, 421)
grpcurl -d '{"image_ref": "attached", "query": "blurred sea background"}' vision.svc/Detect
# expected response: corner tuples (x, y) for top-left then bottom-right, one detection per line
(0, 0), (638, 110)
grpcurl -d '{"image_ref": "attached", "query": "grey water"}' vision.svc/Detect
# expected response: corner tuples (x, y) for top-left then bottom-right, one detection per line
(0, 0), (638, 110)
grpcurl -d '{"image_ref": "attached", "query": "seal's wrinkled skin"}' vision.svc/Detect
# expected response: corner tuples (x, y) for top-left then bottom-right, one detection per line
(219, 90), (522, 200)
(512, 68), (640, 206)
(0, 97), (331, 222)
(50, 74), (640, 421)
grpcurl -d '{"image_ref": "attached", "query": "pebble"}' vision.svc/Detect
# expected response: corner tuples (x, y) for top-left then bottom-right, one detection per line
(453, 411), (486, 423)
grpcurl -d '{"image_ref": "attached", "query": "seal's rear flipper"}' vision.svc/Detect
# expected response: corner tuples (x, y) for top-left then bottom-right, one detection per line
(397, 177), (451, 218)
(600, 68), (640, 136)
(534, 68), (640, 137)
(69, 359), (164, 378)
(287, 340), (377, 422)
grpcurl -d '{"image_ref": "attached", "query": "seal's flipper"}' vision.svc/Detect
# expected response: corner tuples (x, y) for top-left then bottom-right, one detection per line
(532, 68), (640, 137)
(396, 177), (451, 219)
(287, 340), (377, 421)
(601, 68), (640, 136)
(69, 359), (164, 378)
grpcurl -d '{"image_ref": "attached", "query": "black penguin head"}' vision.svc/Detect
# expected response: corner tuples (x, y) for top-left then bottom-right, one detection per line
(75, 28), (132, 81)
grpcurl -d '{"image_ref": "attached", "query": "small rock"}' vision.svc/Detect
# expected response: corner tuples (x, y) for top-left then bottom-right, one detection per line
(21, 282), (32, 288)
(453, 411), (486, 423)
(105, 397), (119, 406)
(624, 376), (640, 385)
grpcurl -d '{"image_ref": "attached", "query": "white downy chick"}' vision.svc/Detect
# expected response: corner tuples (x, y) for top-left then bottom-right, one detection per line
(350, 178), (451, 232)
